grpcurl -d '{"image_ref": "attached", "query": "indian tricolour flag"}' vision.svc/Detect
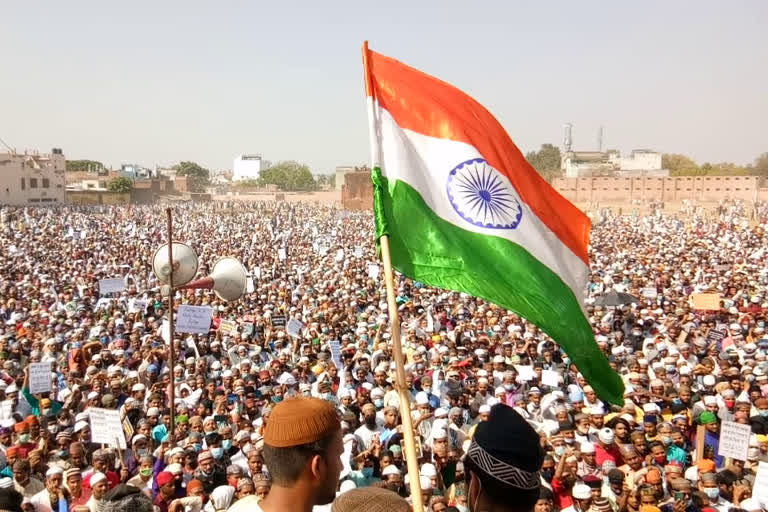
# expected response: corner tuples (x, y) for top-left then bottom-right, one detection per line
(363, 44), (624, 404)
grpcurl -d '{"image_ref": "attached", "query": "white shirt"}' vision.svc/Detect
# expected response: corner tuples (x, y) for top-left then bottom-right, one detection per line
(30, 489), (54, 512)
(354, 423), (383, 450)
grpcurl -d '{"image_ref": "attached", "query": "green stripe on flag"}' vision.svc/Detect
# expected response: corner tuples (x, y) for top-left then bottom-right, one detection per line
(372, 167), (624, 405)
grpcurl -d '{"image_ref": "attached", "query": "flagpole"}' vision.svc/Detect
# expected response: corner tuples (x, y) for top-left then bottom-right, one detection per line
(362, 41), (424, 512)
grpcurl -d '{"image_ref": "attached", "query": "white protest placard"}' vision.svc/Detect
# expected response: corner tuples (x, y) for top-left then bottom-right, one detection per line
(219, 320), (236, 335)
(161, 320), (171, 344)
(286, 318), (304, 338)
(514, 365), (536, 382)
(0, 401), (13, 420)
(246, 277), (255, 294)
(642, 287), (657, 299)
(99, 278), (125, 295)
(755, 461), (768, 503)
(278, 248), (286, 261)
(367, 263), (380, 280)
(176, 305), (213, 335)
(254, 267), (261, 279)
(541, 369), (560, 387)
(88, 407), (127, 449)
(335, 249), (344, 262)
(29, 362), (52, 394)
(354, 247), (363, 258)
(717, 421), (751, 461)
(329, 340), (342, 369)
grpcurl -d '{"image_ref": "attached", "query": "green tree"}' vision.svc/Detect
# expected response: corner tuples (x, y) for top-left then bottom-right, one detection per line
(259, 161), (316, 190)
(66, 159), (105, 173)
(752, 152), (768, 177)
(662, 154), (699, 175)
(525, 144), (562, 181)
(107, 177), (133, 193)
(173, 161), (210, 192)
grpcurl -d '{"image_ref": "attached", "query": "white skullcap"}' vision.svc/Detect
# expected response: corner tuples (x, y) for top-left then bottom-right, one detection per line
(420, 463), (437, 477)
(598, 427), (614, 445)
(415, 392), (429, 405)
(90, 472), (106, 485)
(381, 465), (401, 476)
(420, 475), (433, 490)
(580, 441), (596, 454)
(573, 483), (591, 499)
(478, 404), (491, 414)
(46, 467), (64, 477)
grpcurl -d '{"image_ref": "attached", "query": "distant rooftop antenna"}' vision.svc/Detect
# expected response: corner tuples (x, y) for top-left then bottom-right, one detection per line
(563, 123), (573, 152)
(597, 125), (604, 152)
(0, 135), (12, 152)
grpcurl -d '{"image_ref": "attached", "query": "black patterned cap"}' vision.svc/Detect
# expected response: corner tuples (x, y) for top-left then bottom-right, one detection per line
(470, 404), (544, 490)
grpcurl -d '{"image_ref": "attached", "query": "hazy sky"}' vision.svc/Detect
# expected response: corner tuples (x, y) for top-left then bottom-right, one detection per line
(2, 1), (766, 173)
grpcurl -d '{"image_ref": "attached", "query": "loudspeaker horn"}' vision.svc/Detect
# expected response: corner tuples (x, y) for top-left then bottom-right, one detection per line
(178, 257), (247, 302)
(152, 243), (199, 287)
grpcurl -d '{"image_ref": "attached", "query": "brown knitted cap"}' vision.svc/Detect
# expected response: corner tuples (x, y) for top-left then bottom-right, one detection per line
(331, 487), (411, 512)
(263, 397), (340, 448)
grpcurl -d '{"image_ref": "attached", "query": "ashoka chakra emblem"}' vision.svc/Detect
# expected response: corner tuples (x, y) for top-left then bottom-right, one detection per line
(446, 158), (523, 230)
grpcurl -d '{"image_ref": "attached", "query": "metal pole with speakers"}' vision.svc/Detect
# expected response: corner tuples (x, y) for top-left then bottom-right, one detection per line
(151, 210), (248, 439)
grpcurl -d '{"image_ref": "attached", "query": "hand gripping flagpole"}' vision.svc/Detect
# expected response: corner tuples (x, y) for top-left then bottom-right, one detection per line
(362, 41), (424, 512)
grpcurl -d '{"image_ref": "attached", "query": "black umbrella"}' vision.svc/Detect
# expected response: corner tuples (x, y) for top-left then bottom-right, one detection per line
(593, 289), (639, 307)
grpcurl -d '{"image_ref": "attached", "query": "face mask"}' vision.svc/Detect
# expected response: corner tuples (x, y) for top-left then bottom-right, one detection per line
(140, 468), (152, 478)
(541, 469), (554, 482)
(760, 410), (768, 418)
(47, 425), (57, 435)
(361, 467), (373, 478)
(192, 443), (202, 453)
(222, 440), (232, 451)
(456, 506), (469, 512)
(654, 455), (667, 465)
(322, 393), (333, 401)
(564, 438), (574, 445)
(58, 450), (69, 458)
(704, 488), (719, 500)
(137, 448), (149, 457)
(374, 399), (384, 408)
(272, 396), (283, 404)
(554, 446), (566, 456)
(661, 436), (672, 446)
(724, 400), (735, 408)
(211, 447), (223, 459)
(211, 371), (221, 379)
(42, 409), (52, 417)
(504, 384), (515, 391)
(18, 434), (30, 443)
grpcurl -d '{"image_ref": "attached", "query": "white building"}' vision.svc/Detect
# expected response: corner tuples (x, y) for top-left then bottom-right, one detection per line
(233, 154), (266, 182)
(562, 149), (665, 178)
(609, 149), (662, 172)
(0, 149), (66, 205)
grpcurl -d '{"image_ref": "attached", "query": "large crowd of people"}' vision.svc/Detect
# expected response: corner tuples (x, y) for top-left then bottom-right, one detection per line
(0, 198), (766, 512)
